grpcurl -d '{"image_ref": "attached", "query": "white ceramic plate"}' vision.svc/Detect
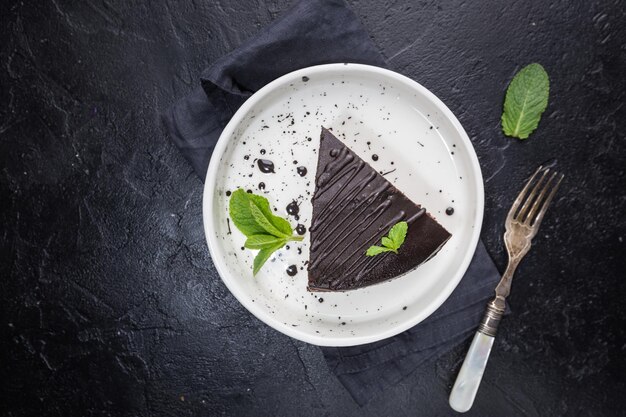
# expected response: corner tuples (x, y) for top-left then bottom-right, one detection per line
(203, 64), (483, 346)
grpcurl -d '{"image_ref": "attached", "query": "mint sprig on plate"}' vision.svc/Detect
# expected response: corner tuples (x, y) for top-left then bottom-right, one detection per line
(229, 189), (303, 275)
(366, 221), (408, 256)
(501, 63), (550, 139)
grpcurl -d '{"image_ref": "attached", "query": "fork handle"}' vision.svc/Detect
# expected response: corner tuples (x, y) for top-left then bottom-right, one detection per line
(478, 299), (505, 337)
(449, 331), (495, 413)
(449, 301), (505, 412)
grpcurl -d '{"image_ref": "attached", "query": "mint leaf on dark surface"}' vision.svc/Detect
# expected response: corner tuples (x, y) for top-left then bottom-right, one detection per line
(381, 237), (394, 248)
(366, 221), (408, 256)
(388, 221), (408, 249)
(502, 63), (550, 139)
(366, 245), (394, 256)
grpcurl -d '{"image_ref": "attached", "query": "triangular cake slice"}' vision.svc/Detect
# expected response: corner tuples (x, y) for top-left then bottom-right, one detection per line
(307, 128), (452, 291)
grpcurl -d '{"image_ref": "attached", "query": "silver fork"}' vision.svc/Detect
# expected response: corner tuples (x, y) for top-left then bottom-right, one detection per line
(449, 165), (564, 413)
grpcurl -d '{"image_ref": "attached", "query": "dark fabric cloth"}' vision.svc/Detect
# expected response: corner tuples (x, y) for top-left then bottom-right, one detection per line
(164, 0), (385, 180)
(163, 0), (503, 406)
(323, 241), (501, 405)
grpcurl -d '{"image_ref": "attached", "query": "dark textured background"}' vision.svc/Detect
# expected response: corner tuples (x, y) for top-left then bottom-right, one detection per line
(1, 1), (625, 416)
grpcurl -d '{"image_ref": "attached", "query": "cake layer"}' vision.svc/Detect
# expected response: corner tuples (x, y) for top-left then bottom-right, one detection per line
(307, 128), (451, 291)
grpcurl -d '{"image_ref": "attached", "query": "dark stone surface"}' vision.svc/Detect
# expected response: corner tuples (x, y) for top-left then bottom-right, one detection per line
(1, 0), (624, 416)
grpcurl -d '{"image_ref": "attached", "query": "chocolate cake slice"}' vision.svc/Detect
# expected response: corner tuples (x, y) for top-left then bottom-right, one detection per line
(307, 128), (451, 291)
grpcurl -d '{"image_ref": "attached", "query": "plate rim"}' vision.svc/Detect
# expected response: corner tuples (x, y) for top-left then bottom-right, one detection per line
(202, 63), (484, 346)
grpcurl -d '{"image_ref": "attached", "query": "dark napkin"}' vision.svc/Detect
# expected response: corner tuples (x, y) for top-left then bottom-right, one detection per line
(163, 0), (502, 406)
(322, 241), (500, 405)
(164, 0), (384, 180)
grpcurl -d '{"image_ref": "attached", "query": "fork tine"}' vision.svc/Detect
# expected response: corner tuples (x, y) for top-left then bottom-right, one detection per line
(530, 173), (564, 229)
(517, 168), (550, 221)
(506, 166), (543, 223)
(523, 171), (558, 224)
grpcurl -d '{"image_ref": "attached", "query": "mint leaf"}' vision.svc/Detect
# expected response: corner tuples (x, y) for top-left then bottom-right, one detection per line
(229, 189), (293, 237)
(388, 221), (408, 249)
(381, 237), (394, 248)
(249, 199), (289, 238)
(245, 235), (286, 249)
(253, 241), (285, 275)
(366, 221), (409, 256)
(366, 245), (394, 256)
(247, 193), (292, 236)
(228, 189), (304, 275)
(229, 189), (270, 236)
(501, 63), (549, 139)
(268, 216), (293, 236)
(246, 193), (293, 235)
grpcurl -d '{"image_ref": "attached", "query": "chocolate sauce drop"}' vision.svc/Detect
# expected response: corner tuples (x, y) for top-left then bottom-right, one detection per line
(257, 159), (275, 173)
(225, 190), (231, 196)
(372, 154), (379, 161)
(318, 298), (324, 303)
(258, 182), (266, 190)
(260, 149), (266, 155)
(286, 265), (298, 276)
(297, 166), (307, 177)
(286, 200), (300, 217)
(446, 207), (454, 216)
(296, 224), (306, 235)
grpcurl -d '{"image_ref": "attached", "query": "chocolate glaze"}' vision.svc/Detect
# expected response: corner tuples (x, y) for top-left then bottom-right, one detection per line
(307, 128), (451, 292)
(297, 166), (307, 177)
(296, 224), (306, 235)
(286, 201), (299, 217)
(257, 159), (275, 173)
